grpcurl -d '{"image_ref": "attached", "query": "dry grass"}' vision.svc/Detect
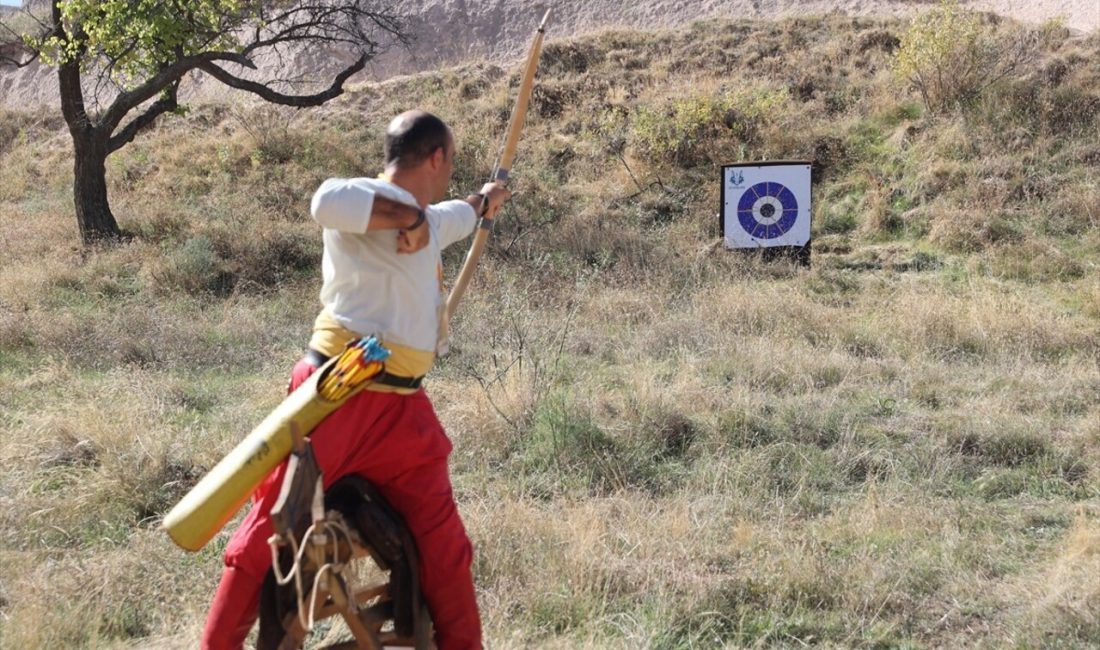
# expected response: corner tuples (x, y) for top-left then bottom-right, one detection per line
(1, 11), (1098, 650)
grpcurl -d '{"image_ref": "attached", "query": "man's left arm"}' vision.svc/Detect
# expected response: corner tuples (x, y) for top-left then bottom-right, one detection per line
(434, 182), (512, 250)
(466, 182), (511, 225)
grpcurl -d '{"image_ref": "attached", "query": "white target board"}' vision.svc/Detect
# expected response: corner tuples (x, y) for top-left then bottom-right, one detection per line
(721, 162), (812, 249)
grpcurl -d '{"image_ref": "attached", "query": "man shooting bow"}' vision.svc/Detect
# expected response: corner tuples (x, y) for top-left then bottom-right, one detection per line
(202, 110), (510, 650)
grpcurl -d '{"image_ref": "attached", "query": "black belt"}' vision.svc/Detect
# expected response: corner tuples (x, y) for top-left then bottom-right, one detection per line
(304, 349), (424, 390)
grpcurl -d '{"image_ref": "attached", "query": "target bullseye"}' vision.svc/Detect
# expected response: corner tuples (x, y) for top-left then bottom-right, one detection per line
(737, 181), (798, 240)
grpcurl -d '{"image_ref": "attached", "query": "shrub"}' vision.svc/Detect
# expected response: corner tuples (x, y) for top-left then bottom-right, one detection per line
(152, 234), (231, 295)
(892, 0), (1040, 113)
(227, 102), (304, 164)
(630, 86), (790, 167)
(518, 391), (621, 491)
(632, 95), (737, 167)
(540, 41), (599, 75)
(0, 109), (32, 155)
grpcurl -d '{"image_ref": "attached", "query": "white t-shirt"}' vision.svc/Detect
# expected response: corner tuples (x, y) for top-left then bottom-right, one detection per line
(311, 177), (477, 352)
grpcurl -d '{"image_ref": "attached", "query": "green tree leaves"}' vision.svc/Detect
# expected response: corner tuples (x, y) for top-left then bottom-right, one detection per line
(35, 0), (243, 85)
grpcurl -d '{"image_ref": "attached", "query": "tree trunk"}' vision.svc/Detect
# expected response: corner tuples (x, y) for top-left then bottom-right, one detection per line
(71, 132), (121, 245)
(53, 1), (122, 248)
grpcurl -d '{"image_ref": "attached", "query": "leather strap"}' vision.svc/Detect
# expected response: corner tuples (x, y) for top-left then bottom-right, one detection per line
(375, 372), (424, 389)
(304, 348), (329, 368)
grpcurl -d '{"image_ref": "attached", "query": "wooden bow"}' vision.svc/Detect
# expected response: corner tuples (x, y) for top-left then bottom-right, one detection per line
(445, 9), (551, 320)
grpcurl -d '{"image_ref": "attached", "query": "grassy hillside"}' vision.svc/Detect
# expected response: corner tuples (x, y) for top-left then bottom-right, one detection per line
(1, 12), (1098, 649)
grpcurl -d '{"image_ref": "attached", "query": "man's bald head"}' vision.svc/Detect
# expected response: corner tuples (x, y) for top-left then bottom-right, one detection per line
(384, 110), (452, 169)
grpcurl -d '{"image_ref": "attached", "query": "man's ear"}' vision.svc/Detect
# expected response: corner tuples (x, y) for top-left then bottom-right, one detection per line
(429, 146), (445, 170)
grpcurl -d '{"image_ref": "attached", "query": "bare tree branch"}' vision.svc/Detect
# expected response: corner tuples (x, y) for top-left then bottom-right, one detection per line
(0, 3), (50, 69)
(108, 80), (180, 153)
(99, 50), (256, 131)
(197, 55), (366, 107)
(0, 43), (40, 69)
(240, 1), (406, 57)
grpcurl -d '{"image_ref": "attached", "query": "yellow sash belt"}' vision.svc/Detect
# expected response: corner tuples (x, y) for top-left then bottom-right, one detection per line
(309, 310), (434, 395)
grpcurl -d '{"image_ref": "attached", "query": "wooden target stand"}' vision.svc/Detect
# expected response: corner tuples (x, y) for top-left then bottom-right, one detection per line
(256, 427), (433, 650)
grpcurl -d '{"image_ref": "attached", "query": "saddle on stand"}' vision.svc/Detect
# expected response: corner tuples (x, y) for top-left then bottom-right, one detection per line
(257, 430), (433, 650)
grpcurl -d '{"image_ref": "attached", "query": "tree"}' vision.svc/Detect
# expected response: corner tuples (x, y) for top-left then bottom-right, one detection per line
(0, 1), (405, 245)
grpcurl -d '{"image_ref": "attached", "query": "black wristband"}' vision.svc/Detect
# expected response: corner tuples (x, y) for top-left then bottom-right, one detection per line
(473, 193), (489, 217)
(407, 208), (426, 230)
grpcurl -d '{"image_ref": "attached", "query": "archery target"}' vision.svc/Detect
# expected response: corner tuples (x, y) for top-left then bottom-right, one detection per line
(722, 163), (811, 249)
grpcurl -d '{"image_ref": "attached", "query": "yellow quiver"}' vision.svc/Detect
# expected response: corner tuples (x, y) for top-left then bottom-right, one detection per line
(163, 340), (387, 551)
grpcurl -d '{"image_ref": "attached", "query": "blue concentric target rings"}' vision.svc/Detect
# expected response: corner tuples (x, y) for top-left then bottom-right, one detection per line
(737, 182), (799, 240)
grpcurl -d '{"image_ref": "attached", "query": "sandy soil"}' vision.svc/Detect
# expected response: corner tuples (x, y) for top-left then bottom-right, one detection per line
(0, 0), (1096, 109)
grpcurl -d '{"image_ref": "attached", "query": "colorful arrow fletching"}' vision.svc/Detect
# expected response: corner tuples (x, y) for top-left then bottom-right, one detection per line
(317, 336), (390, 401)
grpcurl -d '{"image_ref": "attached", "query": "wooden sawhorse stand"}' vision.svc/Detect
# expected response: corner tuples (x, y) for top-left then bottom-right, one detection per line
(256, 435), (433, 650)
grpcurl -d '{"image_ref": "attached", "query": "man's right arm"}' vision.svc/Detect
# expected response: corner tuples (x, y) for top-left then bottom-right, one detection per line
(311, 178), (422, 233)
(370, 196), (424, 231)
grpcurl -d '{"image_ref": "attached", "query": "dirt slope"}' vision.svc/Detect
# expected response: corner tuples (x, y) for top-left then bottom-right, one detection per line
(0, 0), (1095, 109)
(368, 0), (1097, 77)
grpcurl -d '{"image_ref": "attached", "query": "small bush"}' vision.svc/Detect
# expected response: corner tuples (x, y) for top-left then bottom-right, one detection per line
(630, 86), (790, 166)
(150, 234), (233, 295)
(631, 95), (738, 167)
(0, 109), (37, 155)
(536, 41), (598, 75)
(227, 102), (304, 164)
(211, 226), (318, 289)
(532, 80), (579, 119)
(519, 392), (618, 482)
(893, 1), (1040, 113)
(143, 226), (318, 296)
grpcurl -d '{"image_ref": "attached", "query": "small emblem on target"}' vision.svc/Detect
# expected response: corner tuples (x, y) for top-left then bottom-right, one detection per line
(737, 182), (798, 240)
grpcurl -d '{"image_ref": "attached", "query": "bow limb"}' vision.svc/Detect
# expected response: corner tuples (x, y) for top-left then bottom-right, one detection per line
(446, 10), (551, 320)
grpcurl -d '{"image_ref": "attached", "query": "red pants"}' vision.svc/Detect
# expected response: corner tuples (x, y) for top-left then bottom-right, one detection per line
(201, 360), (481, 649)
